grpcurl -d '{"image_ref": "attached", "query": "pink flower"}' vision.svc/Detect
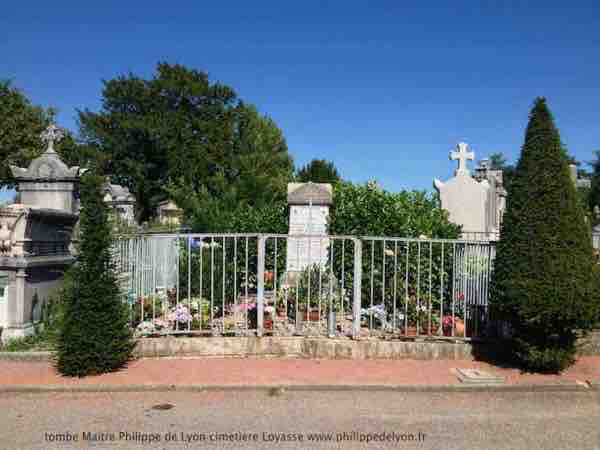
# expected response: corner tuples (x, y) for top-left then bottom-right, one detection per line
(442, 315), (455, 328)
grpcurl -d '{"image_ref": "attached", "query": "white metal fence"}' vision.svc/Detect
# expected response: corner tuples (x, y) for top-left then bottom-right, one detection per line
(114, 233), (498, 341)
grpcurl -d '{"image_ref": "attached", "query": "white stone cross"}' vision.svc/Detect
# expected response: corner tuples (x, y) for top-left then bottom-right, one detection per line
(40, 124), (64, 153)
(450, 142), (475, 176)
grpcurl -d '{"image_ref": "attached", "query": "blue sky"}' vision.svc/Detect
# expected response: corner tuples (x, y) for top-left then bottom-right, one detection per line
(2, 1), (599, 202)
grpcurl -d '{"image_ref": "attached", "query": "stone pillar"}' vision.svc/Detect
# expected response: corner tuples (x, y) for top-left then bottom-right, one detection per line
(3, 269), (33, 339)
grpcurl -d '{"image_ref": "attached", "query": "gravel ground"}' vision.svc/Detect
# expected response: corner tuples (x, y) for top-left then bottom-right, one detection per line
(1, 390), (599, 450)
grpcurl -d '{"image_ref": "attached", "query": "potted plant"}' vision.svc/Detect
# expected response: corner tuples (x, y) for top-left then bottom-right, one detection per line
(296, 264), (335, 322)
(275, 285), (289, 318)
(422, 313), (440, 336)
(442, 315), (465, 337)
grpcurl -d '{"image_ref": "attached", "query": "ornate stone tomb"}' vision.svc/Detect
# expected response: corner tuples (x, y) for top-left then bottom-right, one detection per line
(0, 125), (81, 341)
(103, 179), (137, 226)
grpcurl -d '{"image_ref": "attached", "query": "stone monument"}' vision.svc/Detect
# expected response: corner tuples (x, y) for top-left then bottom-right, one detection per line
(285, 182), (333, 274)
(434, 143), (494, 239)
(10, 125), (81, 213)
(0, 125), (81, 341)
(103, 179), (136, 226)
(156, 200), (183, 226)
(569, 164), (591, 189)
(473, 158), (507, 236)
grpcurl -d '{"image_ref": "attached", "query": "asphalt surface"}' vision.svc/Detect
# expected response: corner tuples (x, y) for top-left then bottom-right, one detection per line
(0, 390), (599, 450)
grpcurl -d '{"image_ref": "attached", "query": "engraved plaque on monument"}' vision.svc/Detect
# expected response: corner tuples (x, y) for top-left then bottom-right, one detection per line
(285, 183), (333, 273)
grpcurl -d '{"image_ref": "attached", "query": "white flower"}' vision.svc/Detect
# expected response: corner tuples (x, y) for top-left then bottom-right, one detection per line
(135, 321), (155, 336)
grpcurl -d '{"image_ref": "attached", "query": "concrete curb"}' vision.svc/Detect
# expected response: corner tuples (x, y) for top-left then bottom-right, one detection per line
(0, 383), (593, 394)
(0, 351), (53, 362)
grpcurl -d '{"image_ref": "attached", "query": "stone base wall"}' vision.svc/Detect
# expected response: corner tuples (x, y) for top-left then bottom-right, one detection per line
(134, 337), (476, 360)
(133, 332), (600, 360)
(576, 330), (600, 356)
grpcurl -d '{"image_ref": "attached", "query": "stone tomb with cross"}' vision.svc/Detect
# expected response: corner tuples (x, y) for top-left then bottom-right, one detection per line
(0, 125), (82, 341)
(434, 143), (501, 239)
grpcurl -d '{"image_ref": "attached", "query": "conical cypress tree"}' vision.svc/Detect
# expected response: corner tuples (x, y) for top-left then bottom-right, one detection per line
(490, 98), (599, 372)
(56, 173), (134, 376)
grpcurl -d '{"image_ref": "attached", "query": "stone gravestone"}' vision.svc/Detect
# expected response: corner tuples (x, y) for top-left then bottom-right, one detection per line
(569, 164), (591, 189)
(103, 179), (137, 226)
(434, 143), (491, 238)
(285, 183), (333, 276)
(473, 158), (507, 236)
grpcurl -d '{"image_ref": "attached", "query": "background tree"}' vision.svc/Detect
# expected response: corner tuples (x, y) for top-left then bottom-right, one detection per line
(329, 181), (459, 238)
(490, 98), (599, 372)
(167, 103), (294, 231)
(0, 80), (53, 187)
(296, 159), (341, 184)
(0, 80), (101, 189)
(56, 173), (134, 376)
(79, 63), (293, 224)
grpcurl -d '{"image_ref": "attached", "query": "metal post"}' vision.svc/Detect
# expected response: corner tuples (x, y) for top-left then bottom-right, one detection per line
(352, 238), (362, 339)
(257, 235), (266, 337)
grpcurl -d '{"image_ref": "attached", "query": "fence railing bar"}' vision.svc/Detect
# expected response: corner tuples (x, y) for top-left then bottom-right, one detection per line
(199, 236), (204, 331)
(352, 238), (362, 339)
(440, 242), (444, 336)
(187, 237), (191, 331)
(393, 240), (398, 331)
(234, 237), (237, 332)
(210, 237), (214, 331)
(451, 243), (456, 338)
(381, 239), (386, 332)
(318, 237), (323, 323)
(245, 237), (249, 333)
(257, 235), (265, 337)
(416, 241), (421, 337)
(404, 242), (409, 336)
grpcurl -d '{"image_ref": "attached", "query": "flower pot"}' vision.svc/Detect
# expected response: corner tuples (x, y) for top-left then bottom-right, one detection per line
(404, 326), (418, 336)
(443, 319), (465, 337)
(264, 318), (273, 330)
(303, 310), (321, 322)
(422, 325), (439, 336)
(455, 319), (465, 337)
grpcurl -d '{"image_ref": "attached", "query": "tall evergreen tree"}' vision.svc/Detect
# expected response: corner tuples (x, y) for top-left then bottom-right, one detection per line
(490, 98), (599, 372)
(56, 174), (134, 376)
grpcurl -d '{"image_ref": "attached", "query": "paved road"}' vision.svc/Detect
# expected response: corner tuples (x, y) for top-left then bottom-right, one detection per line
(0, 390), (599, 449)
